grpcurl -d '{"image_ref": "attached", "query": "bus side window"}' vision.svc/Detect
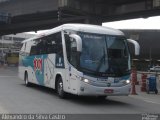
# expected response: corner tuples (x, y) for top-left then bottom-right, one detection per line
(70, 38), (78, 67)
(32, 37), (47, 55)
(20, 43), (26, 52)
(65, 34), (77, 68)
(29, 40), (38, 55)
(28, 32), (63, 55)
(46, 32), (62, 55)
(37, 39), (48, 55)
(64, 34), (71, 61)
(30, 46), (37, 55)
(45, 35), (56, 54)
(55, 34), (63, 56)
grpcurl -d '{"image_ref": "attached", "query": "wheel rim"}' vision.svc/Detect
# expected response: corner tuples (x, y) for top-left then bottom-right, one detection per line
(25, 75), (28, 85)
(58, 81), (63, 95)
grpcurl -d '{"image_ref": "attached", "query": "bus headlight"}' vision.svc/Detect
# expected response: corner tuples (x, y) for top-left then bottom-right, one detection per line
(126, 80), (130, 84)
(79, 77), (90, 83)
(83, 78), (89, 83)
(122, 80), (130, 85)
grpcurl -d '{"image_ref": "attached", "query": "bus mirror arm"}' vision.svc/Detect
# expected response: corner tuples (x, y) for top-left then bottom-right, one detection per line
(127, 39), (140, 55)
(69, 34), (82, 52)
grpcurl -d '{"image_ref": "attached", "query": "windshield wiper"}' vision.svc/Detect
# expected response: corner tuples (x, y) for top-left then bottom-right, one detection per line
(108, 59), (125, 76)
(96, 48), (106, 72)
(81, 67), (97, 75)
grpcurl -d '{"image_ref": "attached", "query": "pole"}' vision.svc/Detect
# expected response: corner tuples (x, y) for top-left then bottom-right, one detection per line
(149, 47), (152, 67)
(2, 36), (4, 65)
(131, 68), (137, 95)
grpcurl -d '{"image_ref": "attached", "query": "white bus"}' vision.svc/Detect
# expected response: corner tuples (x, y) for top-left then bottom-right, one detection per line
(19, 24), (140, 98)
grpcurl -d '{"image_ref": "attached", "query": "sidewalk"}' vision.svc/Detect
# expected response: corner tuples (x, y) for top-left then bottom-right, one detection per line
(130, 85), (160, 105)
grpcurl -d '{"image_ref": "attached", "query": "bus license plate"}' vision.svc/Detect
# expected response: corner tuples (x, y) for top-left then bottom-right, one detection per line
(104, 89), (114, 93)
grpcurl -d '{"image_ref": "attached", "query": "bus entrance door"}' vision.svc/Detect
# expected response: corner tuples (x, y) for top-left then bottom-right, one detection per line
(68, 66), (78, 94)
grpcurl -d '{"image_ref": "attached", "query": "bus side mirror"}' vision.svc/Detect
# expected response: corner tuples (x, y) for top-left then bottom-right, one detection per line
(127, 39), (140, 55)
(69, 34), (82, 52)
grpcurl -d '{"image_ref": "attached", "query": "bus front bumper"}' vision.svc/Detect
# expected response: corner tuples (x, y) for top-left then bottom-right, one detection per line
(77, 82), (131, 96)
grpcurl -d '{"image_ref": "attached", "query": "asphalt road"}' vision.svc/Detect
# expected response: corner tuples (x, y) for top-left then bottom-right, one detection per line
(0, 67), (160, 115)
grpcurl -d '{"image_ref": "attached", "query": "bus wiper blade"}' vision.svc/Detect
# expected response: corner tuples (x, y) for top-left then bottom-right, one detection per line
(96, 48), (106, 72)
(81, 67), (96, 74)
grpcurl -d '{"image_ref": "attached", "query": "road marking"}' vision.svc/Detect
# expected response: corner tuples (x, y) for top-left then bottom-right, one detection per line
(130, 95), (160, 105)
(143, 99), (160, 105)
(0, 76), (17, 77)
(0, 104), (8, 113)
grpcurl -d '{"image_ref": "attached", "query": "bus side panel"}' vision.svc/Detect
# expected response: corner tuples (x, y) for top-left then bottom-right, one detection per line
(43, 54), (56, 88)
(19, 53), (58, 88)
(22, 54), (47, 86)
(18, 53), (37, 83)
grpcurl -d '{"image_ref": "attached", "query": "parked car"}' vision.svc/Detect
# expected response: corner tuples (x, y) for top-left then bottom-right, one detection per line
(149, 66), (160, 72)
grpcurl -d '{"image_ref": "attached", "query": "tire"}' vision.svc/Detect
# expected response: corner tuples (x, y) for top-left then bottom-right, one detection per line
(24, 73), (31, 87)
(56, 77), (66, 98)
(155, 89), (158, 94)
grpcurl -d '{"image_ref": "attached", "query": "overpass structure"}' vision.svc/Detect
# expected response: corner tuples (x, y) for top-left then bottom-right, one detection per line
(0, 0), (160, 35)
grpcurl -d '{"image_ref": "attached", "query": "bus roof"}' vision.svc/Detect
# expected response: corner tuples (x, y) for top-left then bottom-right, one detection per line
(22, 24), (124, 43)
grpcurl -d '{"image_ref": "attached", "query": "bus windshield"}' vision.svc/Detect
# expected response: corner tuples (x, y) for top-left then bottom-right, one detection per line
(79, 32), (130, 77)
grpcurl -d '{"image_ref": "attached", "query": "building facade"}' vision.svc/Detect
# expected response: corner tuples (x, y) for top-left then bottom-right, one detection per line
(0, 33), (35, 62)
(122, 29), (160, 70)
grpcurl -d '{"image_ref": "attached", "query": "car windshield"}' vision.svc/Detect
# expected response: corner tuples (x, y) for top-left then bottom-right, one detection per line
(79, 32), (130, 77)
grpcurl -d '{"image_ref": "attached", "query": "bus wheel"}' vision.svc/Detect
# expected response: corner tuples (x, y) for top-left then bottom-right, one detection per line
(155, 89), (158, 94)
(56, 77), (66, 98)
(24, 73), (31, 87)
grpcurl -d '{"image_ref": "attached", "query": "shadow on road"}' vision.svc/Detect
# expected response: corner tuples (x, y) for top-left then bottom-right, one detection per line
(20, 83), (129, 106)
(67, 95), (129, 107)
(20, 83), (57, 95)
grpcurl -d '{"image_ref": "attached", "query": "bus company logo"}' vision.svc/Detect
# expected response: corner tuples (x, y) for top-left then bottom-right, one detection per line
(33, 57), (43, 71)
(56, 57), (63, 67)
